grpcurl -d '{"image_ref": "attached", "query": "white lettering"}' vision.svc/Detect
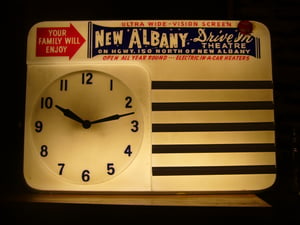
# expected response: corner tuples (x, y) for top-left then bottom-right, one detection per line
(38, 37), (62, 45)
(48, 29), (67, 37)
(46, 46), (67, 53)
(193, 28), (234, 43)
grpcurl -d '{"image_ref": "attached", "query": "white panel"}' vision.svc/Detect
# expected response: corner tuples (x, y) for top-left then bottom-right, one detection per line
(152, 89), (273, 102)
(152, 174), (276, 192)
(152, 152), (276, 167)
(152, 110), (274, 123)
(152, 131), (275, 145)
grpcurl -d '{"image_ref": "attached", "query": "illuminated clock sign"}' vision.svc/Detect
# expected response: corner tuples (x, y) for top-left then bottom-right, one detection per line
(24, 20), (276, 193)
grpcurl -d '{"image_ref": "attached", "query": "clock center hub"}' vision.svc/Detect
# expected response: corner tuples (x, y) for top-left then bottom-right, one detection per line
(82, 120), (91, 129)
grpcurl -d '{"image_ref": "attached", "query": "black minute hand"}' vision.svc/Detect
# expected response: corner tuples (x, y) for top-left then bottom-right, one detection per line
(55, 105), (84, 124)
(91, 112), (135, 124)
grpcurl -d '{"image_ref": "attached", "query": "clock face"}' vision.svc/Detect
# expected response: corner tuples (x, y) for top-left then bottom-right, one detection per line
(24, 67), (151, 190)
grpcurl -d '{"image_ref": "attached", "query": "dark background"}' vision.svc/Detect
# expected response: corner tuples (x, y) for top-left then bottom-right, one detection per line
(2, 0), (300, 223)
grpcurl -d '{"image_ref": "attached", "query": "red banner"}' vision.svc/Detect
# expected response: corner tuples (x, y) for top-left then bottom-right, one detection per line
(36, 24), (85, 59)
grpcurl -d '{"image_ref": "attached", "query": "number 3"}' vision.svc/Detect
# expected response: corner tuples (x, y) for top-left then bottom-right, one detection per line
(131, 120), (139, 132)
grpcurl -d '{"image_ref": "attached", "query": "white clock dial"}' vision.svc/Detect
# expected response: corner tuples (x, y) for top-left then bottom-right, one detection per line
(28, 70), (144, 185)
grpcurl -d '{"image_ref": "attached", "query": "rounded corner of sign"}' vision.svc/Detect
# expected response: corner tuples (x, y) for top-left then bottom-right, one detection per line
(27, 21), (46, 34)
(26, 21), (46, 46)
(252, 21), (271, 35)
(267, 173), (278, 189)
(23, 172), (40, 192)
(254, 174), (278, 193)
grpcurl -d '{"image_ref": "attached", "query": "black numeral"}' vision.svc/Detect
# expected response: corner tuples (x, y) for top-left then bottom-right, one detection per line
(35, 121), (43, 132)
(82, 170), (90, 182)
(41, 97), (53, 109)
(107, 163), (115, 175)
(58, 163), (65, 175)
(60, 79), (68, 91)
(124, 145), (132, 157)
(110, 79), (113, 91)
(40, 145), (48, 157)
(125, 96), (132, 108)
(131, 120), (139, 132)
(82, 72), (93, 84)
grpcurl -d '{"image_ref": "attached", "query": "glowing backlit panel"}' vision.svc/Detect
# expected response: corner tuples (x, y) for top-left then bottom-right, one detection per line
(26, 20), (276, 193)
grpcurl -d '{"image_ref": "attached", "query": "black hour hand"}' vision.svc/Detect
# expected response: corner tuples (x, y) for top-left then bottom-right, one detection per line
(55, 105), (84, 124)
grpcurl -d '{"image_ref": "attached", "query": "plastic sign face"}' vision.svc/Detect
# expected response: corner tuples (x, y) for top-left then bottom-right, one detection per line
(24, 20), (276, 193)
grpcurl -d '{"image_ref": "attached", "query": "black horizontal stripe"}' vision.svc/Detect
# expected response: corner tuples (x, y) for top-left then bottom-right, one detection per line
(152, 165), (276, 176)
(152, 122), (274, 132)
(152, 144), (276, 153)
(152, 101), (274, 111)
(152, 81), (273, 89)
